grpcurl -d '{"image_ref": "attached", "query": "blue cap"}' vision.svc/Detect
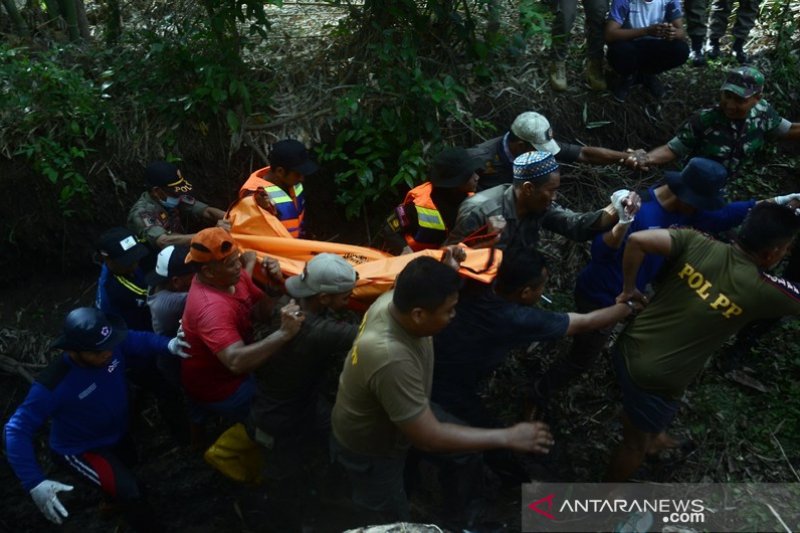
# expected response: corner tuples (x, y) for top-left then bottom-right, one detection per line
(51, 308), (128, 352)
(513, 151), (559, 182)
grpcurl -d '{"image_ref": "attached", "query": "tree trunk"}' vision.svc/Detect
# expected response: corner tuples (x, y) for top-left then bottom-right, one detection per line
(1, 0), (30, 36)
(57, 0), (80, 41)
(75, 0), (90, 40)
(42, 0), (61, 25)
(105, 0), (121, 46)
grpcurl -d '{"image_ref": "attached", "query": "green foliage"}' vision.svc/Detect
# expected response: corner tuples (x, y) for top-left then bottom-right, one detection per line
(0, 44), (109, 215)
(760, 0), (800, 116)
(318, 28), (470, 218)
(317, 0), (552, 218)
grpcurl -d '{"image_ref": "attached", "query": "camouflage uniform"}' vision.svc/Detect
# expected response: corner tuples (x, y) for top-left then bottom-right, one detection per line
(666, 99), (791, 177)
(551, 0), (609, 61)
(685, 0), (761, 41)
(710, 0), (762, 41)
(127, 192), (209, 248)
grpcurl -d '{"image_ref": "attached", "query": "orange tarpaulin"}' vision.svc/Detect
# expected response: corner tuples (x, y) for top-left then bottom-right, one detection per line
(227, 195), (501, 307)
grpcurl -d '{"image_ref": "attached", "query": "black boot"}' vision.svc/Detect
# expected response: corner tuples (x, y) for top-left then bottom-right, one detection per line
(707, 38), (721, 60)
(733, 38), (749, 64)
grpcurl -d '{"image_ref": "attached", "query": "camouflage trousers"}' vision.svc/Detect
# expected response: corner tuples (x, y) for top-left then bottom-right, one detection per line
(685, 0), (762, 41)
(550, 0), (609, 60)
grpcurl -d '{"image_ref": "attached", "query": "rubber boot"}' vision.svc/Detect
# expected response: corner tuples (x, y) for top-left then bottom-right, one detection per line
(586, 58), (607, 90)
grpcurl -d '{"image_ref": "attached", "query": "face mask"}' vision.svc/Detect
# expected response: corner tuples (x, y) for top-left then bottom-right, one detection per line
(160, 195), (181, 209)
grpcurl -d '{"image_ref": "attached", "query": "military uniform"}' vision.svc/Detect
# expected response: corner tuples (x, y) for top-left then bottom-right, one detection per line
(666, 99), (792, 177)
(685, 0), (761, 41)
(127, 192), (209, 248)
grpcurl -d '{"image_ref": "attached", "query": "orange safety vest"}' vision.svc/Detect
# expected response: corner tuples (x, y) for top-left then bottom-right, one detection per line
(239, 167), (305, 238)
(402, 182), (449, 252)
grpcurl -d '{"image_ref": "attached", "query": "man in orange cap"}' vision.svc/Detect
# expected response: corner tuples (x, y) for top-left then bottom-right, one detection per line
(180, 227), (303, 423)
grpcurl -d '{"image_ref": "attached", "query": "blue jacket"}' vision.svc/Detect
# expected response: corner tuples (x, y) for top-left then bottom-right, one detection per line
(96, 264), (152, 331)
(4, 331), (170, 490)
(575, 187), (755, 307)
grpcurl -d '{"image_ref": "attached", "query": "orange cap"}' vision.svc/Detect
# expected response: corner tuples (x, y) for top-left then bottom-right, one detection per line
(186, 228), (238, 263)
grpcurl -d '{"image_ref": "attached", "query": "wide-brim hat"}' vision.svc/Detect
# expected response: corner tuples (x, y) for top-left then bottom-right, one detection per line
(665, 157), (728, 211)
(51, 307), (128, 352)
(430, 148), (483, 188)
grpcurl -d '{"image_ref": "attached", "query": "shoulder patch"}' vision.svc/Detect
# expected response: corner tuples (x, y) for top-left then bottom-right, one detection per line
(761, 272), (800, 301)
(36, 355), (72, 391)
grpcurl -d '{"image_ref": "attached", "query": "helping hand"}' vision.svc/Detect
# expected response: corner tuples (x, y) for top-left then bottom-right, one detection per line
(622, 148), (650, 171)
(610, 189), (636, 224)
(30, 480), (73, 524)
(279, 299), (305, 337)
(772, 193), (800, 206)
(254, 189), (278, 215)
(507, 421), (555, 454)
(440, 245), (467, 270)
(261, 256), (284, 284)
(168, 324), (191, 358)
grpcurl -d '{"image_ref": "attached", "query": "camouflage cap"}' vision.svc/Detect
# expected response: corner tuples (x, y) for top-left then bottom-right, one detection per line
(720, 66), (764, 98)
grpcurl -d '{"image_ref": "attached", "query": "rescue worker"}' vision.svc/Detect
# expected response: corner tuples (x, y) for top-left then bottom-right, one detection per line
(626, 67), (800, 179)
(469, 111), (634, 191)
(4, 307), (189, 531)
(95, 227), (152, 332)
(239, 139), (319, 238)
(127, 161), (226, 250)
(382, 147), (482, 255)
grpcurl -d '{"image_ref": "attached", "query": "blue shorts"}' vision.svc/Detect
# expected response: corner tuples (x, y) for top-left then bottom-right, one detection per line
(189, 375), (256, 424)
(612, 348), (680, 434)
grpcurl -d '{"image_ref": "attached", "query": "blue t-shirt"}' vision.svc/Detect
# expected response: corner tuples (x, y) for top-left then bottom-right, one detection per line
(575, 187), (755, 307)
(607, 0), (683, 31)
(3, 331), (170, 490)
(432, 281), (569, 413)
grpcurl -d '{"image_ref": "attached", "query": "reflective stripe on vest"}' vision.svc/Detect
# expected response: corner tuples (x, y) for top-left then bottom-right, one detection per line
(415, 206), (446, 230)
(264, 184), (305, 237)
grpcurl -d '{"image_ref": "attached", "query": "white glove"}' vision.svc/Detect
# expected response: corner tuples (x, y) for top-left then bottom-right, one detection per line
(772, 193), (800, 205)
(610, 189), (635, 224)
(30, 480), (73, 524)
(168, 325), (191, 358)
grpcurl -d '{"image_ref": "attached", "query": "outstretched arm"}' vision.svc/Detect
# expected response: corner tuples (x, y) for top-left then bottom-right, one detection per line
(566, 302), (634, 335)
(398, 405), (554, 455)
(624, 144), (679, 171)
(578, 146), (634, 166)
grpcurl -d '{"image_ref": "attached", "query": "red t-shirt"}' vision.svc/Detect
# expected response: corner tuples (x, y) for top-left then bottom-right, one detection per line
(180, 273), (264, 403)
